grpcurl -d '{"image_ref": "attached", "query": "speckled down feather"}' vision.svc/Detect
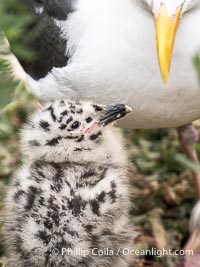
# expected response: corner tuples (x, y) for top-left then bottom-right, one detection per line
(3, 99), (133, 267)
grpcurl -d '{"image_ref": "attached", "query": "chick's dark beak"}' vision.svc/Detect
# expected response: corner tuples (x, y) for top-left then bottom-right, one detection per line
(99, 104), (132, 125)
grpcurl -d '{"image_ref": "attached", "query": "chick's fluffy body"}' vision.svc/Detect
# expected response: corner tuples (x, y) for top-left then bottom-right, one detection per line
(4, 99), (133, 267)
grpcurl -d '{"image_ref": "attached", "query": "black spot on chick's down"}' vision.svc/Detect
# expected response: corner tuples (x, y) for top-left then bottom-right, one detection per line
(37, 170), (45, 179)
(98, 167), (108, 182)
(102, 230), (113, 236)
(76, 135), (84, 142)
(29, 140), (41, 147)
(47, 209), (60, 227)
(89, 131), (102, 141)
(68, 196), (86, 217)
(77, 260), (88, 267)
(84, 224), (94, 233)
(60, 100), (65, 106)
(86, 117), (92, 123)
(45, 136), (62, 146)
(74, 148), (92, 152)
(51, 163), (64, 192)
(58, 110), (69, 123)
(81, 168), (97, 179)
(66, 117), (73, 124)
(90, 199), (100, 216)
(61, 110), (68, 116)
(74, 148), (82, 152)
(65, 135), (79, 140)
(91, 235), (100, 250)
(38, 196), (45, 206)
(70, 188), (74, 195)
(47, 105), (57, 122)
(36, 230), (51, 245)
(108, 181), (117, 203)
(14, 190), (25, 201)
(97, 191), (106, 203)
(13, 234), (24, 256)
(62, 225), (79, 237)
(59, 124), (67, 130)
(44, 220), (53, 230)
(39, 120), (50, 131)
(69, 103), (76, 109)
(25, 186), (39, 210)
(76, 108), (83, 114)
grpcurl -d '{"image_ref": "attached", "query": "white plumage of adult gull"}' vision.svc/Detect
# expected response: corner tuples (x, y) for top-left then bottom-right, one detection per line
(9, 0), (200, 129)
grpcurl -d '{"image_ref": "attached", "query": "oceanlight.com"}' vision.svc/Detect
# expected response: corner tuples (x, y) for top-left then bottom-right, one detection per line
(49, 247), (194, 258)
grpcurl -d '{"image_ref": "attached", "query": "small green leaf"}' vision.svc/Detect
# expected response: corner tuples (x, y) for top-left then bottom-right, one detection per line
(194, 54), (200, 83)
(175, 153), (200, 172)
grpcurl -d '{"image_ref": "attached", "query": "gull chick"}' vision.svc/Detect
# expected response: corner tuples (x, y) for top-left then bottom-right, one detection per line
(4, 99), (133, 267)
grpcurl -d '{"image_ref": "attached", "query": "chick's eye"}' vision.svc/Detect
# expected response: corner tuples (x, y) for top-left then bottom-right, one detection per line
(71, 121), (81, 129)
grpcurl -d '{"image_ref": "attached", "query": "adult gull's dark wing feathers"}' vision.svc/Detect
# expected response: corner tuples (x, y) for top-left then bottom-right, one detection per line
(9, 0), (76, 80)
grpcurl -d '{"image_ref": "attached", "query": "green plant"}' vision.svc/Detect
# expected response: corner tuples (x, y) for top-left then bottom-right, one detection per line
(194, 54), (200, 84)
(0, 0), (33, 109)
